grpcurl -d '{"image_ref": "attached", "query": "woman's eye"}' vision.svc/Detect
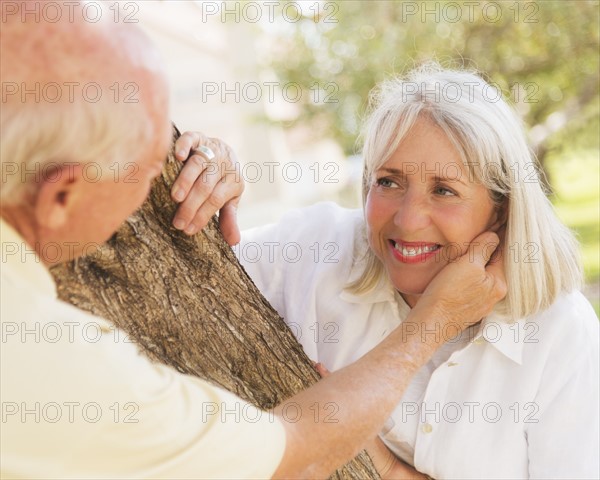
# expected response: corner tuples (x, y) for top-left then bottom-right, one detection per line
(375, 178), (397, 188)
(434, 186), (455, 196)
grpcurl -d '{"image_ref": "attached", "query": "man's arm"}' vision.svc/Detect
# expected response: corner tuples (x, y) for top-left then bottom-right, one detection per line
(314, 364), (427, 479)
(272, 233), (506, 478)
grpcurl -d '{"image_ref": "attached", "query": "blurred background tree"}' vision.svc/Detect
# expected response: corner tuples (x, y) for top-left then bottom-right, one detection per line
(258, 0), (599, 309)
(262, 0), (598, 163)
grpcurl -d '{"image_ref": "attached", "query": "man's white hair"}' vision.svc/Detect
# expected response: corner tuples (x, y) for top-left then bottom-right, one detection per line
(0, 2), (170, 205)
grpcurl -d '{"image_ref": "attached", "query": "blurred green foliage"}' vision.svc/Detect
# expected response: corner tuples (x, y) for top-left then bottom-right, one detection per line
(549, 149), (600, 316)
(263, 0), (599, 165)
(549, 150), (600, 279)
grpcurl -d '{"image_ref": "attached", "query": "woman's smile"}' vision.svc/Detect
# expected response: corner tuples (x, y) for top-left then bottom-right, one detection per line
(365, 116), (502, 308)
(388, 239), (442, 264)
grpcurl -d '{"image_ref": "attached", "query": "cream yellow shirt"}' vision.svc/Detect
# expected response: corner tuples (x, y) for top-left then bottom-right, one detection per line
(238, 202), (600, 480)
(1, 219), (286, 479)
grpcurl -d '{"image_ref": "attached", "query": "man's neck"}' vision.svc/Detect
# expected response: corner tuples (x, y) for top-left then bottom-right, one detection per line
(1, 207), (46, 265)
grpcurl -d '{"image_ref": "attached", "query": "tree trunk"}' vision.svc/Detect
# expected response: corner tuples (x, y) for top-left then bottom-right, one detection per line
(50, 126), (380, 480)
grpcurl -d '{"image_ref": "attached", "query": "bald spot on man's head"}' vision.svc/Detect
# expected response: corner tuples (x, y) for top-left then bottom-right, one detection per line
(1, 1), (169, 114)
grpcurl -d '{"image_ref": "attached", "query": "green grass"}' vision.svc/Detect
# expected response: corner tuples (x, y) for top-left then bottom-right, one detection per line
(547, 150), (600, 317)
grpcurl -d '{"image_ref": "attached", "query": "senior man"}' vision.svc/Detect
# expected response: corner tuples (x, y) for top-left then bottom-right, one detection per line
(0, 4), (506, 479)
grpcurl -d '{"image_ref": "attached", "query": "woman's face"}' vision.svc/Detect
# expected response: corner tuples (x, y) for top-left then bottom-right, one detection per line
(365, 116), (502, 308)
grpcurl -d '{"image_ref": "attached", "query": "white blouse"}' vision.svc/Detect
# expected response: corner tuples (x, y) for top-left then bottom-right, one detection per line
(237, 201), (599, 480)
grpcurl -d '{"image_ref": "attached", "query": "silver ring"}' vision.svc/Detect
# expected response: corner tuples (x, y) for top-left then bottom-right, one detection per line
(195, 145), (216, 161)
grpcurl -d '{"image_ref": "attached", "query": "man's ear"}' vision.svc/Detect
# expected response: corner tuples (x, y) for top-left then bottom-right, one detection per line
(34, 164), (84, 230)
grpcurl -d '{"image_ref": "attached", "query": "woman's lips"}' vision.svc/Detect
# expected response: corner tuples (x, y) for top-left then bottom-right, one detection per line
(388, 239), (441, 264)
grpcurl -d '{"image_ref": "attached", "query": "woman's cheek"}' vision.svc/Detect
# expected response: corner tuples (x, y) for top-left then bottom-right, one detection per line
(433, 204), (468, 244)
(365, 198), (386, 249)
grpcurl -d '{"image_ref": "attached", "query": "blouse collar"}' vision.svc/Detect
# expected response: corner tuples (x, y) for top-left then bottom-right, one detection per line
(339, 250), (525, 365)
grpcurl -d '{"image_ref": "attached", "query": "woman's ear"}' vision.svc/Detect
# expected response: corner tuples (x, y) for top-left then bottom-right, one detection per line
(33, 163), (84, 230)
(489, 198), (508, 232)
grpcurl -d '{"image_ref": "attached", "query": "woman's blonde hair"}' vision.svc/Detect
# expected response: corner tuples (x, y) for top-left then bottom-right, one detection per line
(348, 63), (582, 320)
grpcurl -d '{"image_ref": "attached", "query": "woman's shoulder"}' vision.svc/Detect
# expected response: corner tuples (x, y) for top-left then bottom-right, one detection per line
(528, 290), (598, 354)
(238, 202), (366, 285)
(241, 202), (364, 253)
(278, 201), (363, 238)
(535, 290), (598, 326)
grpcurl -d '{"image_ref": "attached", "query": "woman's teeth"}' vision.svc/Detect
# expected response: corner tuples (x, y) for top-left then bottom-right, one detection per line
(393, 242), (440, 257)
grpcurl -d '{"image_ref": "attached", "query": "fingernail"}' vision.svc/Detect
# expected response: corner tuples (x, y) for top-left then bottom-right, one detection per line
(177, 149), (187, 158)
(173, 219), (185, 230)
(172, 188), (184, 202)
(184, 225), (196, 235)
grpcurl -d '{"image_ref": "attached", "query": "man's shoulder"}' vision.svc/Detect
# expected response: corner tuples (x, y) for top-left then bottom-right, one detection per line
(1, 274), (115, 334)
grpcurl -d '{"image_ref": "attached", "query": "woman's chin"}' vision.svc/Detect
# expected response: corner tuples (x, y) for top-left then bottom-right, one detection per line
(390, 279), (429, 297)
(386, 270), (438, 306)
(394, 287), (427, 309)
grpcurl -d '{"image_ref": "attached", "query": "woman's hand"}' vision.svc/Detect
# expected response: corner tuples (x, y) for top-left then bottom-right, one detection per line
(170, 131), (244, 245)
(365, 437), (430, 480)
(313, 361), (330, 379)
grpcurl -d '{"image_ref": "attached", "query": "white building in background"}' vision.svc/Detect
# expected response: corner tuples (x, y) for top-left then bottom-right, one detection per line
(135, 1), (359, 229)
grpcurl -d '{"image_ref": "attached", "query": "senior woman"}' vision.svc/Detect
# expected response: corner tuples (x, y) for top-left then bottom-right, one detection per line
(175, 65), (599, 479)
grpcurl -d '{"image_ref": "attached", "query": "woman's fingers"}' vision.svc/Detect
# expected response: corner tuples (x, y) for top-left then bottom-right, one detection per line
(170, 131), (244, 242)
(314, 362), (331, 378)
(171, 151), (213, 204)
(218, 202), (241, 246)
(173, 131), (204, 161)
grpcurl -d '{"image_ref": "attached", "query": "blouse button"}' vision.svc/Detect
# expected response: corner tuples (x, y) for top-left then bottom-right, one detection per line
(421, 423), (433, 434)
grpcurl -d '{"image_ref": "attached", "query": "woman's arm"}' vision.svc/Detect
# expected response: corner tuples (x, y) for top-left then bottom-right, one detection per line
(365, 437), (429, 480)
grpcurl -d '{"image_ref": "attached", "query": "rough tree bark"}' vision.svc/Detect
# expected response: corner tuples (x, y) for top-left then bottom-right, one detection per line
(50, 126), (380, 480)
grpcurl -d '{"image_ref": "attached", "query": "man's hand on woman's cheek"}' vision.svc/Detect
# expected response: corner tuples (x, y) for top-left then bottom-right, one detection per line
(414, 231), (507, 332)
(170, 131), (244, 245)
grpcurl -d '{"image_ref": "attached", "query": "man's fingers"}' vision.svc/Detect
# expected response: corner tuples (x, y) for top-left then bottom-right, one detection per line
(488, 224), (506, 265)
(466, 231), (500, 267)
(485, 256), (506, 290)
(485, 247), (507, 301)
(476, 229), (507, 302)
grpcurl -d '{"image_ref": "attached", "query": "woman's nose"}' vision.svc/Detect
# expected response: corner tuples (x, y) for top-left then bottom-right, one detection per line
(393, 189), (430, 231)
